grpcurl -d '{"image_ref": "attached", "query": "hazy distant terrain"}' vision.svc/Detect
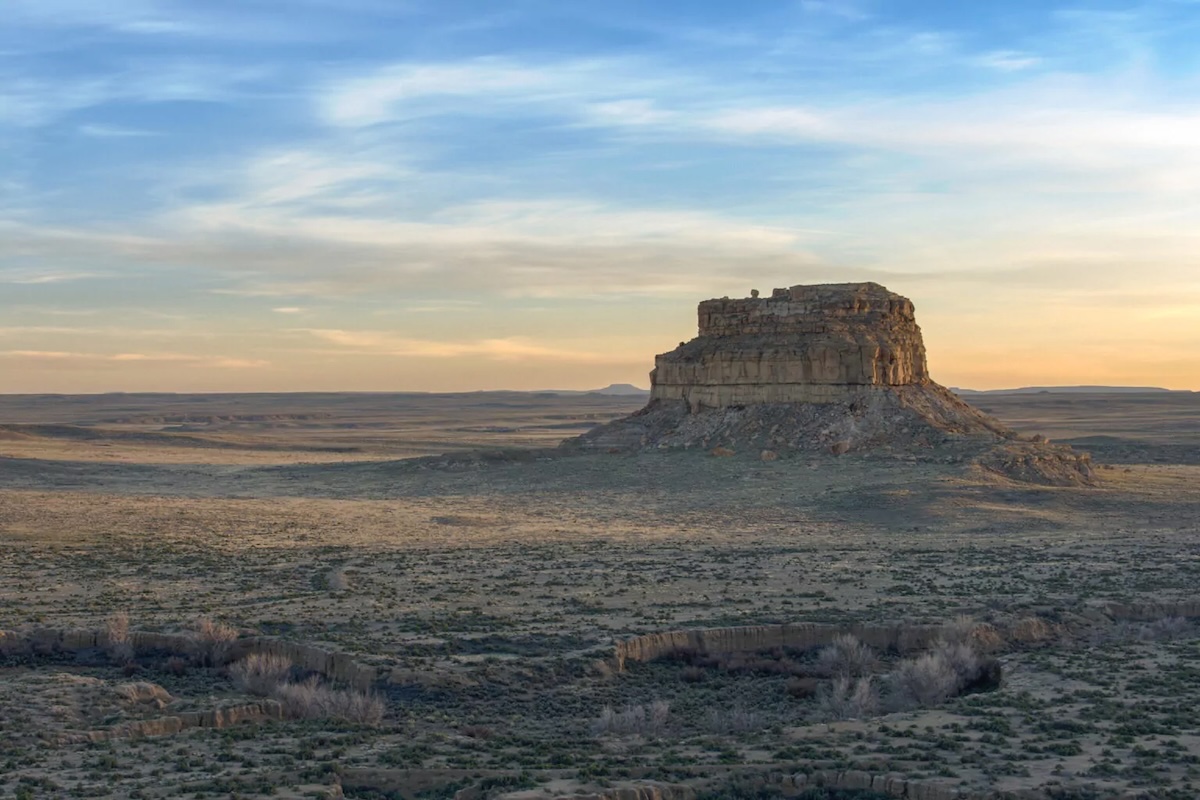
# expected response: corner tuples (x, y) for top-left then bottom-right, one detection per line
(954, 386), (1182, 395)
(1, 390), (1198, 799)
(968, 390), (1200, 465)
(0, 391), (647, 464)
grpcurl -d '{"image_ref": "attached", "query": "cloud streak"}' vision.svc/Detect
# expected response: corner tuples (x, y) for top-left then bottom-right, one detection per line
(307, 329), (635, 364)
(0, 350), (268, 368)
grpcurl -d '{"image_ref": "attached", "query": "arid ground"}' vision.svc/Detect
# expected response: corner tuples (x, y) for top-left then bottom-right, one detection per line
(1, 390), (1198, 799)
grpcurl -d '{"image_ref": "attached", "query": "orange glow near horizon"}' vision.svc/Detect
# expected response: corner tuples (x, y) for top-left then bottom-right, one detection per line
(1, 291), (1197, 394)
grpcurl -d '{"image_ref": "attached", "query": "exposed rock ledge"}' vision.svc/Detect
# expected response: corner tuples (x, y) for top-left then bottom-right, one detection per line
(0, 628), (376, 690)
(609, 600), (1199, 670)
(652, 283), (932, 410)
(57, 700), (283, 744)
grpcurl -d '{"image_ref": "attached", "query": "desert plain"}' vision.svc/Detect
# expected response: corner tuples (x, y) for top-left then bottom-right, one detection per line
(1, 389), (1199, 799)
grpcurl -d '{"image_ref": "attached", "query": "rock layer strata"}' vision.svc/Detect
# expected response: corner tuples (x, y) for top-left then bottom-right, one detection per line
(652, 283), (930, 410)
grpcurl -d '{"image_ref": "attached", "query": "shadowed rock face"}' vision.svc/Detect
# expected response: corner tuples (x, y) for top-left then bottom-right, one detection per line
(651, 283), (931, 411)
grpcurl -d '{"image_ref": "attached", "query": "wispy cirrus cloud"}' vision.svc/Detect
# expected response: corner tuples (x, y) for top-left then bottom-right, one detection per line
(0, 61), (271, 128)
(78, 123), (158, 138)
(314, 56), (693, 129)
(306, 329), (635, 364)
(307, 48), (1200, 197)
(318, 59), (554, 127)
(0, 350), (268, 368)
(0, 270), (109, 284)
(974, 50), (1043, 72)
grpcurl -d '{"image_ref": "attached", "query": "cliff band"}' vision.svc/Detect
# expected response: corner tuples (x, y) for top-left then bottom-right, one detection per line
(651, 283), (930, 410)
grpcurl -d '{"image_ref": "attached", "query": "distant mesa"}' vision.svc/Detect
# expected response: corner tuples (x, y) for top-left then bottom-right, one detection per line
(539, 384), (649, 396)
(566, 282), (1094, 485)
(591, 383), (650, 396)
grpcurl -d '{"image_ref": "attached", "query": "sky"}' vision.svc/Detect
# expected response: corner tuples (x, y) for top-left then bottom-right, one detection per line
(2, 0), (1199, 393)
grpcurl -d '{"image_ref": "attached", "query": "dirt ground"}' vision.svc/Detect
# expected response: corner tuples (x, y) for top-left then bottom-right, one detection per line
(1, 390), (1198, 799)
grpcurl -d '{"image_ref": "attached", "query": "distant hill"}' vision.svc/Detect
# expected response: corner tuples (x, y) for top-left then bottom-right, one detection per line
(589, 383), (650, 396)
(953, 386), (1179, 395)
(537, 384), (650, 397)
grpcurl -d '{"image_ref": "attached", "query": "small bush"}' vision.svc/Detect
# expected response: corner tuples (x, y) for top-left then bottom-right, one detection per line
(190, 618), (239, 666)
(935, 641), (980, 687)
(103, 612), (134, 664)
(228, 653), (292, 696)
(816, 634), (875, 678)
(327, 568), (350, 592)
(888, 652), (959, 709)
(592, 700), (670, 737)
(322, 686), (386, 726)
(275, 677), (385, 726)
(888, 639), (1000, 709)
(818, 676), (879, 720)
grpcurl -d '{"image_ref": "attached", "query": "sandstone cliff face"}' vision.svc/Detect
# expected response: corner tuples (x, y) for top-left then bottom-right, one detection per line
(651, 283), (930, 411)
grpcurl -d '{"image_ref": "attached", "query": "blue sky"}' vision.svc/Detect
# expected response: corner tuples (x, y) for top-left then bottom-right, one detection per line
(3, 0), (1199, 391)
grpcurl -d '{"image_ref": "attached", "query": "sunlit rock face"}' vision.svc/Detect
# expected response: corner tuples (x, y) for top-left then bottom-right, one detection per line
(650, 282), (930, 411)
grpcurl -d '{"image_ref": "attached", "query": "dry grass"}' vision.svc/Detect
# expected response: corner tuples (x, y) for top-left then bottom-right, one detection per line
(190, 618), (239, 666)
(817, 676), (879, 720)
(593, 700), (670, 737)
(274, 677), (385, 726)
(887, 640), (992, 710)
(228, 653), (293, 697)
(102, 612), (133, 664)
(887, 651), (960, 709)
(327, 568), (350, 592)
(815, 634), (875, 678)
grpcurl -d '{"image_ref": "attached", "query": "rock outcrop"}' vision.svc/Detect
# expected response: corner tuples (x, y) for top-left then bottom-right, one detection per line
(60, 700), (284, 744)
(566, 282), (1095, 485)
(0, 627), (377, 689)
(611, 621), (948, 671)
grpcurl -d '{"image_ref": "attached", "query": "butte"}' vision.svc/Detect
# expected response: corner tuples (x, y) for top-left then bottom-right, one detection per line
(566, 282), (1093, 485)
